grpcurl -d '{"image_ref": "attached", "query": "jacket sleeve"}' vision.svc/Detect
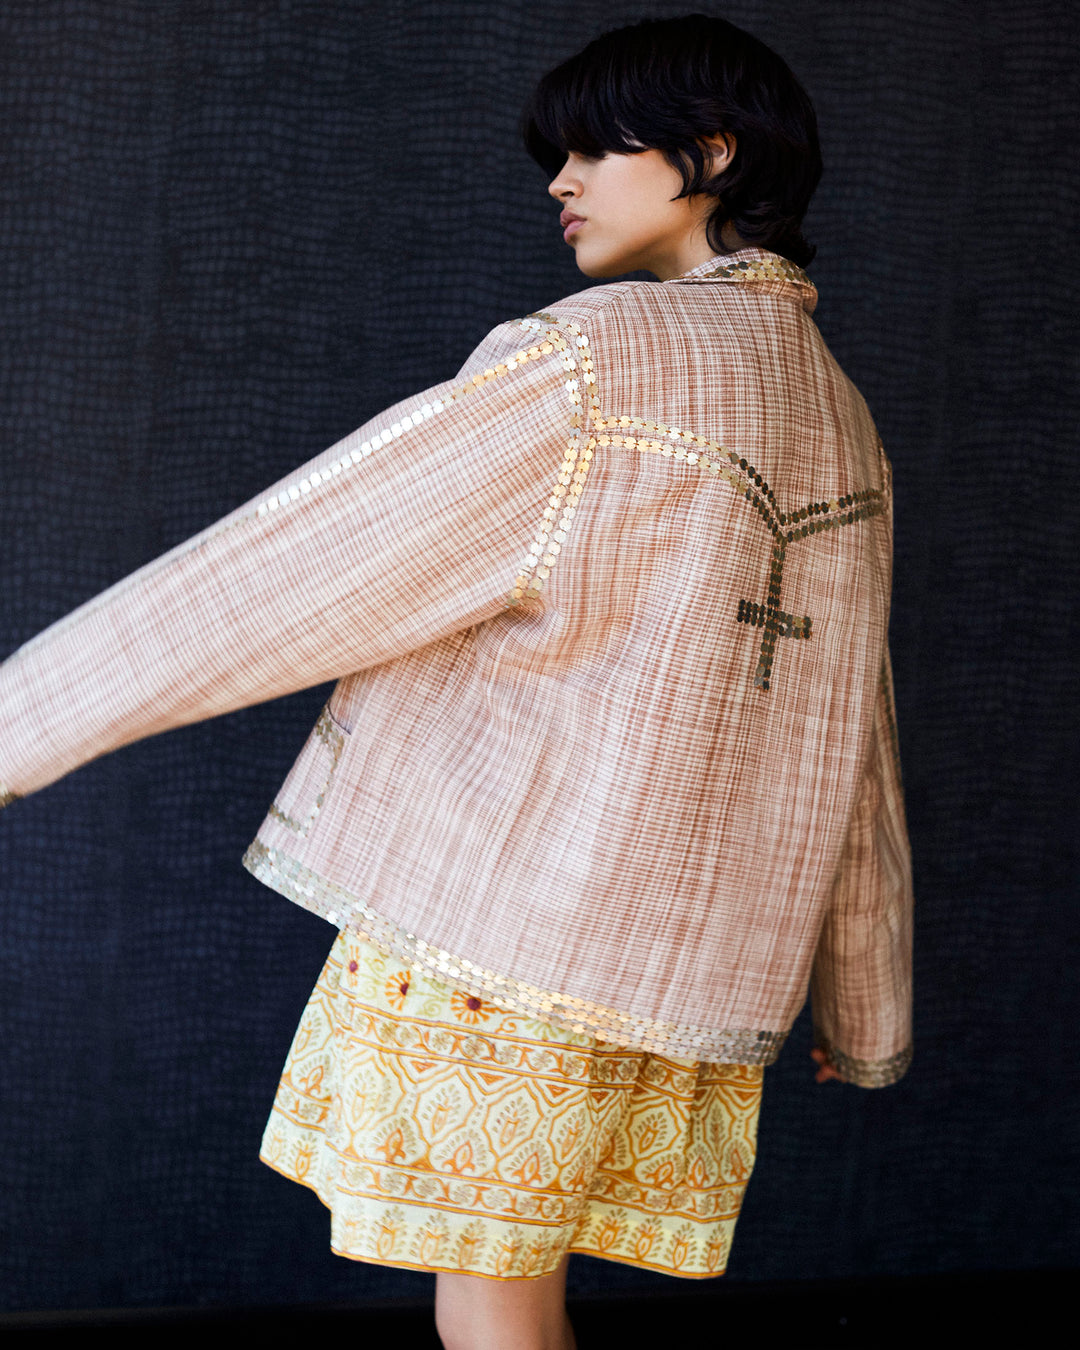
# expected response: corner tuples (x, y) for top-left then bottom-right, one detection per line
(0, 315), (583, 807)
(809, 647), (915, 1087)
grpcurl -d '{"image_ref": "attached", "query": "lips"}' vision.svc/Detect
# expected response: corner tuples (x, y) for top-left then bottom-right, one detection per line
(560, 211), (586, 242)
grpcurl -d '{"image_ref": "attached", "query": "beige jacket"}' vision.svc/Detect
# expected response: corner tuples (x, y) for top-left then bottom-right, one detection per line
(0, 246), (913, 1086)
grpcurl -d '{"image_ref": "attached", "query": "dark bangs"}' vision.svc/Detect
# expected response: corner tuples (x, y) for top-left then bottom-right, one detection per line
(522, 14), (822, 268)
(523, 51), (654, 177)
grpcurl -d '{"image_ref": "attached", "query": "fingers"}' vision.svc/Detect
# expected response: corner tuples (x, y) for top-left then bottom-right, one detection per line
(810, 1047), (842, 1083)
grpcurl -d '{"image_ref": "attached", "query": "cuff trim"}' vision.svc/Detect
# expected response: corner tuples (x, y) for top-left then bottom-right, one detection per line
(813, 1030), (913, 1088)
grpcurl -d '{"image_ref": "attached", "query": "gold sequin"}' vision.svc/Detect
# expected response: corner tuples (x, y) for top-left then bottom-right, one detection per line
(690, 256), (813, 287)
(241, 340), (566, 538)
(812, 1030), (913, 1089)
(244, 841), (790, 1066)
(584, 404), (888, 691)
(266, 706), (346, 835)
(509, 314), (602, 607)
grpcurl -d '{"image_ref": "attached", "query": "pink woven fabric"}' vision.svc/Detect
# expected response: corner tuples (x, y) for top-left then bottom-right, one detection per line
(0, 247), (913, 1084)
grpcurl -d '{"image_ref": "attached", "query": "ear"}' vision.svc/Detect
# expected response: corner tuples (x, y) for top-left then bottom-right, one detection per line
(702, 132), (736, 176)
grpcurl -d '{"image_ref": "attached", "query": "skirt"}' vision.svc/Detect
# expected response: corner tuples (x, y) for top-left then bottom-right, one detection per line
(260, 928), (764, 1280)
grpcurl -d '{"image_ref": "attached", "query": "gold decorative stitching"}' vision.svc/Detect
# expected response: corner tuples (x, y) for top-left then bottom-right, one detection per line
(812, 1030), (913, 1088)
(508, 315), (601, 607)
(593, 413), (887, 541)
(691, 256), (813, 287)
(253, 339), (559, 528)
(243, 840), (790, 1065)
(266, 705), (346, 835)
(595, 413), (889, 691)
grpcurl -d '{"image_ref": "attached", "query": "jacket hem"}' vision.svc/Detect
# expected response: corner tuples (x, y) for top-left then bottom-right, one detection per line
(812, 1028), (913, 1088)
(242, 839), (790, 1066)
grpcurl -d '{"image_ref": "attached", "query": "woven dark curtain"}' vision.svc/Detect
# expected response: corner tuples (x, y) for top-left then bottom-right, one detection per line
(0, 0), (1076, 1314)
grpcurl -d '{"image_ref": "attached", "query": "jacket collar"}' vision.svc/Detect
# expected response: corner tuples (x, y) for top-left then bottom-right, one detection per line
(667, 245), (817, 315)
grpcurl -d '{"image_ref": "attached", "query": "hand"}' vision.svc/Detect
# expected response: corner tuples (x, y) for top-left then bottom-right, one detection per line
(810, 1047), (842, 1083)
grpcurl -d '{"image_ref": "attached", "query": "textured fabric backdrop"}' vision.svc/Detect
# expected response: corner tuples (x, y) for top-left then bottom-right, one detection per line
(0, 0), (1076, 1314)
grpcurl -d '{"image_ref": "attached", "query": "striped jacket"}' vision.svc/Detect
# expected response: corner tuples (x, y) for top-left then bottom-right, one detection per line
(0, 246), (914, 1086)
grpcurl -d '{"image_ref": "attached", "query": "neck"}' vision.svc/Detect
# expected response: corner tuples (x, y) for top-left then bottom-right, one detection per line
(650, 222), (752, 281)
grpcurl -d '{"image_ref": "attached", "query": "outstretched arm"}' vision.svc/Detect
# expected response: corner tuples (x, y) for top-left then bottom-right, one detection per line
(0, 317), (582, 806)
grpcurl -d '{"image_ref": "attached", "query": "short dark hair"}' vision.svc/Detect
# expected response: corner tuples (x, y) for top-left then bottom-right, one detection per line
(522, 13), (822, 268)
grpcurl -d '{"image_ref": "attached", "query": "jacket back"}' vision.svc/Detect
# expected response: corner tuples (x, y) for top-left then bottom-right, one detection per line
(0, 247), (913, 1085)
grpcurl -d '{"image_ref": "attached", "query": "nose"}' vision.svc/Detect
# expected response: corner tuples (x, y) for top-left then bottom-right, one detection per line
(547, 157), (580, 202)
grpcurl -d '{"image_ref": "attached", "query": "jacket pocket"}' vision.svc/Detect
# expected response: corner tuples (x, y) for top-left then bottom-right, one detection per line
(267, 704), (349, 837)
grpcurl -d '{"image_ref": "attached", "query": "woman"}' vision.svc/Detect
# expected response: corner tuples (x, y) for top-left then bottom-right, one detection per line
(0, 14), (912, 1349)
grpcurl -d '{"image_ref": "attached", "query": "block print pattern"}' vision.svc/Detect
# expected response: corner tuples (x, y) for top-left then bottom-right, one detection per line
(261, 929), (764, 1279)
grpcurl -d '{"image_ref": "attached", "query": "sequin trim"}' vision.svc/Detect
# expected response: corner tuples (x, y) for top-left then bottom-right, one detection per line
(184, 334), (572, 557)
(735, 546), (813, 693)
(0, 784), (18, 809)
(594, 413), (887, 691)
(508, 315), (601, 606)
(812, 1030), (913, 1088)
(685, 256), (813, 287)
(215, 260), (807, 553)
(251, 340), (561, 526)
(196, 309), (596, 609)
(266, 705), (346, 835)
(593, 415), (886, 540)
(243, 840), (790, 1065)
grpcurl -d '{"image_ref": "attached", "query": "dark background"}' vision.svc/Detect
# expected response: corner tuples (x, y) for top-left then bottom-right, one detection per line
(0, 0), (1076, 1317)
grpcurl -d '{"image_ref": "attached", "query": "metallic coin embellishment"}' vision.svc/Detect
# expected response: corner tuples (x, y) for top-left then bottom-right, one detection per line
(736, 551), (814, 693)
(243, 840), (797, 1066)
(695, 255), (813, 288)
(266, 705), (347, 836)
(587, 408), (887, 691)
(812, 1030), (914, 1090)
(508, 313), (601, 607)
(244, 346), (557, 531)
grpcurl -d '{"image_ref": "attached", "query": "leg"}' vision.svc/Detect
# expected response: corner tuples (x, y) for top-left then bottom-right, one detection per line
(434, 1252), (576, 1350)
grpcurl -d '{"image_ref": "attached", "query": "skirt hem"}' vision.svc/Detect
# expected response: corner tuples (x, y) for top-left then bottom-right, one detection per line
(260, 1153), (730, 1281)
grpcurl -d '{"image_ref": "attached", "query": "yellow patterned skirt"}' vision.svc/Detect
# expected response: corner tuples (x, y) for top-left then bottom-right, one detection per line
(260, 928), (764, 1280)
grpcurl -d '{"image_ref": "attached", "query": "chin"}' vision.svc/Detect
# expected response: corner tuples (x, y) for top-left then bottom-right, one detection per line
(574, 251), (636, 279)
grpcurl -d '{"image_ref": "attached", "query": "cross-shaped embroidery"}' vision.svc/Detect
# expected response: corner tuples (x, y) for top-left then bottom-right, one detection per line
(735, 541), (813, 691)
(585, 408), (886, 693)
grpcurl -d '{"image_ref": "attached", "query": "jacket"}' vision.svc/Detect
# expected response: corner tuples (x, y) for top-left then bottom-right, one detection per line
(0, 245), (914, 1086)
